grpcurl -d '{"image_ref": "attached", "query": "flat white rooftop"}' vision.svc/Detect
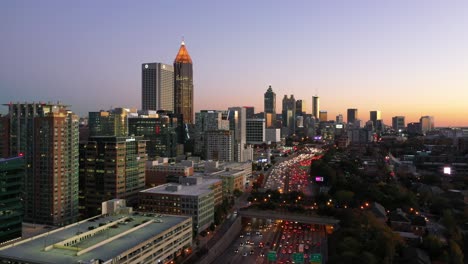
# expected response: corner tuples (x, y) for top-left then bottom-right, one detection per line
(0, 213), (191, 264)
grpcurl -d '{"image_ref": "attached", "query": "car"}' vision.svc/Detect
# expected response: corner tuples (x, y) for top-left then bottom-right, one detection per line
(260, 252), (265, 257)
(234, 249), (239, 254)
(246, 232), (251, 236)
(250, 250), (254, 255)
(240, 242), (244, 247)
(240, 234), (244, 238)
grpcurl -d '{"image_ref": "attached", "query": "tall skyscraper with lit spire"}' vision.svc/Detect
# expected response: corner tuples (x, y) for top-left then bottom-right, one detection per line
(264, 85), (276, 128)
(174, 40), (194, 124)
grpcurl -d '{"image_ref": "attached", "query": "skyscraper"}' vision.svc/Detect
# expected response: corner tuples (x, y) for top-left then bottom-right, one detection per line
(312, 96), (319, 119)
(282, 95), (296, 133)
(370, 110), (382, 127)
(264, 85), (276, 128)
(296, 100), (306, 116)
(319, 111), (328, 122)
(1, 102), (79, 226)
(347, 108), (358, 124)
(336, 114), (344, 124)
(142, 63), (174, 112)
(174, 41), (194, 124)
(228, 107), (247, 162)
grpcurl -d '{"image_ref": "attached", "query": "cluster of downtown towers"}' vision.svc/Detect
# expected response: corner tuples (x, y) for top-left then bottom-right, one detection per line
(0, 42), (194, 239)
(0, 41), (433, 243)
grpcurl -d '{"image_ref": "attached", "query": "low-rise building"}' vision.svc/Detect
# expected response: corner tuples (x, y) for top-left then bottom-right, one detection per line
(0, 202), (192, 264)
(139, 177), (221, 233)
(145, 160), (194, 187)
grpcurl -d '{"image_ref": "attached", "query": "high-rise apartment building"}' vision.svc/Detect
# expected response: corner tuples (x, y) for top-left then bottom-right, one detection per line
(174, 41), (194, 124)
(392, 116), (405, 131)
(312, 96), (320, 119)
(347, 108), (358, 124)
(79, 136), (147, 217)
(264, 85), (276, 128)
(0, 156), (24, 243)
(141, 63), (174, 112)
(1, 102), (79, 226)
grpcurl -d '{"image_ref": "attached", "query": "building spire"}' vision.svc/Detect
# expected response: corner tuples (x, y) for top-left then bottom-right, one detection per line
(174, 38), (192, 64)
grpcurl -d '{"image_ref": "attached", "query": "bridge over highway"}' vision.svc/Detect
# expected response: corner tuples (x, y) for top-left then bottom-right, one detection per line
(238, 208), (339, 226)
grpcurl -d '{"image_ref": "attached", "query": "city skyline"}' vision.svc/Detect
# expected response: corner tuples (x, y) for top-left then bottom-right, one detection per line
(2, 1), (468, 126)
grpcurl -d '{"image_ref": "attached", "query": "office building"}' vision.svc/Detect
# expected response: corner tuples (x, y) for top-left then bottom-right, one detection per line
(79, 136), (147, 217)
(227, 107), (250, 162)
(128, 112), (179, 158)
(264, 85), (276, 127)
(194, 110), (230, 157)
(206, 169), (245, 197)
(0, 157), (24, 244)
(141, 63), (174, 112)
(0, 116), (8, 158)
(312, 96), (319, 119)
(174, 41), (194, 124)
(246, 119), (266, 144)
(295, 100), (306, 116)
(265, 128), (281, 143)
(1, 102), (79, 226)
(88, 108), (135, 137)
(336, 114), (344, 124)
(347, 108), (358, 124)
(282, 95), (296, 133)
(370, 110), (382, 127)
(145, 160), (194, 187)
(392, 116), (405, 131)
(244, 106), (255, 119)
(139, 177), (221, 233)
(0, 204), (192, 264)
(319, 111), (328, 122)
(205, 130), (234, 162)
(420, 116), (435, 135)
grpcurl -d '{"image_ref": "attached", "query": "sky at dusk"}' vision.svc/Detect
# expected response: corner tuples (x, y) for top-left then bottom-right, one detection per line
(1, 0), (468, 126)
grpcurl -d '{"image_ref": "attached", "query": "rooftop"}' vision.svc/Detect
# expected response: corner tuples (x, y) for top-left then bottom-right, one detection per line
(174, 41), (192, 64)
(141, 178), (221, 196)
(0, 213), (190, 264)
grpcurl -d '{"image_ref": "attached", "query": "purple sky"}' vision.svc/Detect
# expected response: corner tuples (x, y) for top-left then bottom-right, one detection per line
(1, 0), (468, 126)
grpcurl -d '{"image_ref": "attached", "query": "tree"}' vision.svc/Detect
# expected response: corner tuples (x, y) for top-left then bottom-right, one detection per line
(448, 240), (464, 264)
(421, 234), (444, 260)
(334, 190), (354, 206)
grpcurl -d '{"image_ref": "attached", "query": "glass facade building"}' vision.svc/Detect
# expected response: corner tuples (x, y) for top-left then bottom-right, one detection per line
(174, 41), (194, 124)
(0, 156), (24, 243)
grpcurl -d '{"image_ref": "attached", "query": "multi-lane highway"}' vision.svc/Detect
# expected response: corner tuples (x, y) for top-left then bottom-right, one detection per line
(212, 218), (326, 264)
